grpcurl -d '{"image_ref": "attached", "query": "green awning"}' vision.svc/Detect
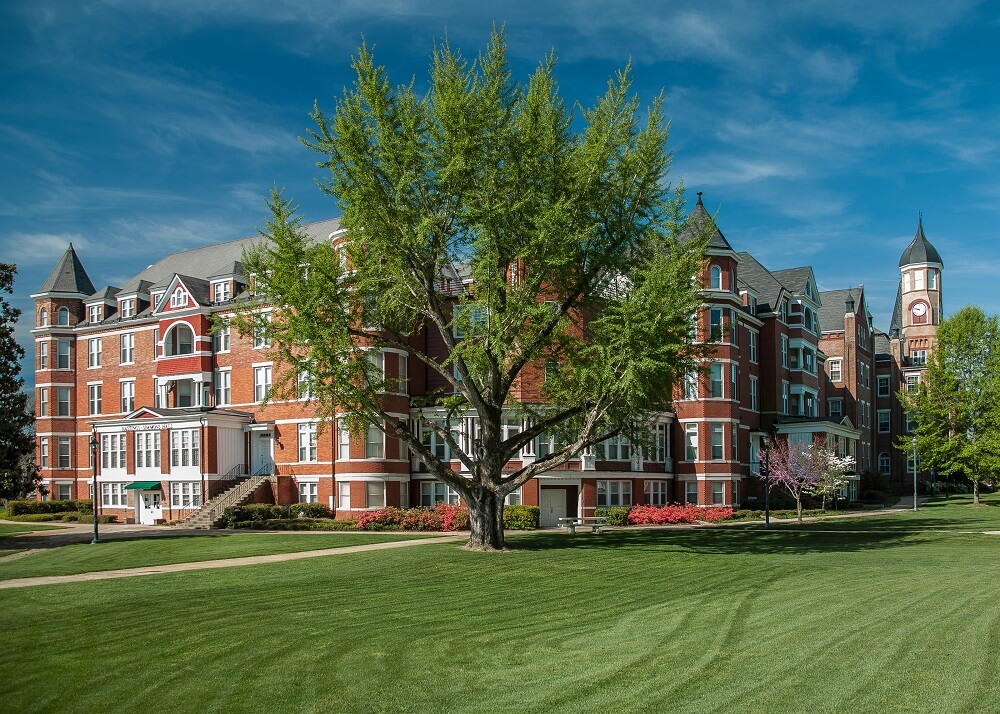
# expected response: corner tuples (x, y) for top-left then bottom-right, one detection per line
(124, 481), (162, 490)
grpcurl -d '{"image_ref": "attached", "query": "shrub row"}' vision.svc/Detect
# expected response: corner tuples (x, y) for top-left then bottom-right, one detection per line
(355, 504), (472, 531)
(232, 518), (358, 531)
(627, 504), (734, 525)
(224, 503), (540, 532)
(221, 503), (334, 527)
(7, 512), (116, 523)
(5, 499), (92, 516)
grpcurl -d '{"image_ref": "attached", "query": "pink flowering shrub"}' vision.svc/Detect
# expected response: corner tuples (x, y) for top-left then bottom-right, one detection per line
(627, 503), (734, 525)
(355, 504), (471, 531)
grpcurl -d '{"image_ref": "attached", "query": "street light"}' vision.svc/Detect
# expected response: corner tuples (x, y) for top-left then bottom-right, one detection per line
(912, 436), (918, 512)
(760, 433), (772, 529)
(89, 433), (100, 544)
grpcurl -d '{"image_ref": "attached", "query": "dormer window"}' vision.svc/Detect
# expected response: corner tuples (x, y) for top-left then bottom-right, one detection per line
(710, 265), (723, 290)
(120, 299), (135, 319)
(57, 306), (70, 325)
(170, 287), (187, 308)
(88, 305), (102, 324)
(805, 281), (813, 299)
(213, 281), (230, 303)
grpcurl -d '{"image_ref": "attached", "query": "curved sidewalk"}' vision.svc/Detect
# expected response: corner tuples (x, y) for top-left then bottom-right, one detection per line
(0, 534), (465, 590)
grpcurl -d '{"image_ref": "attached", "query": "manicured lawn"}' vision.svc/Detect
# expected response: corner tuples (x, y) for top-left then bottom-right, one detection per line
(2, 497), (999, 712)
(0, 522), (65, 535)
(0, 532), (440, 581)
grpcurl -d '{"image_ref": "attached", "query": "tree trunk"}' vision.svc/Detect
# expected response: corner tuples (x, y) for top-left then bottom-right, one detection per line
(796, 494), (803, 524)
(973, 479), (980, 506)
(465, 490), (506, 551)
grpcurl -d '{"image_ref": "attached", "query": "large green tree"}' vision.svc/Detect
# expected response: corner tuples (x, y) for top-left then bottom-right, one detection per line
(0, 263), (38, 501)
(240, 30), (708, 550)
(900, 306), (1000, 504)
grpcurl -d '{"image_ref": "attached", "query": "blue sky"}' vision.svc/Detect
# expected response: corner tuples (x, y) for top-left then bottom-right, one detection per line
(3, 1), (998, 384)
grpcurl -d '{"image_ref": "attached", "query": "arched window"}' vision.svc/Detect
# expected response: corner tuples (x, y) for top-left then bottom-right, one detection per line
(710, 265), (722, 290)
(804, 308), (814, 331)
(878, 452), (890, 475)
(39, 308), (48, 327)
(57, 306), (70, 326)
(164, 324), (195, 356)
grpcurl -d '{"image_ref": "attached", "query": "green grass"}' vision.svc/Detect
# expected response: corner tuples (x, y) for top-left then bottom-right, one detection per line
(0, 532), (439, 581)
(0, 522), (65, 535)
(2, 497), (1000, 713)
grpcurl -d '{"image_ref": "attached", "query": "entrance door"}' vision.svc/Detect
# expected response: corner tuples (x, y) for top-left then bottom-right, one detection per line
(251, 433), (274, 475)
(138, 491), (163, 525)
(540, 488), (567, 527)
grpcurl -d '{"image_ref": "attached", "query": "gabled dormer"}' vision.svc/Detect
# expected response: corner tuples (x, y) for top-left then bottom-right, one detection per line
(116, 279), (153, 321)
(84, 286), (121, 325)
(207, 261), (244, 304)
(153, 274), (211, 315)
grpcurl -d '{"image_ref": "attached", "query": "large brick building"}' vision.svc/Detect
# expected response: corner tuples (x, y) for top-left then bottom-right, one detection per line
(31, 200), (940, 524)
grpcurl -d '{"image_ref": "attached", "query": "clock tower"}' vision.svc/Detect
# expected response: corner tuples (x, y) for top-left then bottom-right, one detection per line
(894, 215), (943, 363)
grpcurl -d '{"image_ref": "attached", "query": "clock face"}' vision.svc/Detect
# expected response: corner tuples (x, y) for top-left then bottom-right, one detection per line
(912, 302), (927, 317)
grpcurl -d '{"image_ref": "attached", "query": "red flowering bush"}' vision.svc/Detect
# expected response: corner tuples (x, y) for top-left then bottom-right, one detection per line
(627, 503), (734, 525)
(355, 504), (471, 531)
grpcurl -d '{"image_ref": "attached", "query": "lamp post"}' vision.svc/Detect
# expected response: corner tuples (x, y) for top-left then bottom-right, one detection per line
(760, 434), (772, 529)
(912, 436), (918, 512)
(89, 433), (100, 544)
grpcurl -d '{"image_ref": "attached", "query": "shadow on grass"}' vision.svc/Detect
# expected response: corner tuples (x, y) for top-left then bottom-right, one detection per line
(0, 531), (241, 551)
(506, 521), (946, 556)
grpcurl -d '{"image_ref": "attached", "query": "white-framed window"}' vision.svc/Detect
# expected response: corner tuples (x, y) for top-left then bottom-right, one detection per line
(214, 369), (230, 406)
(928, 270), (937, 290)
(88, 384), (102, 415)
(781, 335), (788, 367)
(120, 299), (135, 319)
(39, 341), (49, 370)
(828, 398), (843, 420)
(860, 362), (870, 388)
(782, 382), (789, 415)
(401, 481), (409, 508)
(709, 308), (723, 341)
(730, 363), (737, 399)
(57, 436), (71, 468)
(170, 482), (202, 508)
(421, 425), (451, 461)
(39, 307), (48, 326)
(748, 330), (758, 363)
(710, 423), (725, 460)
(252, 312), (272, 348)
(57, 339), (70, 369)
(398, 354), (409, 394)
(914, 269), (924, 290)
(135, 431), (161, 469)
(101, 433), (125, 469)
(645, 480), (669, 506)
(684, 370), (698, 400)
(298, 481), (318, 503)
(911, 350), (927, 366)
(170, 287), (187, 308)
(39, 437), (49, 468)
(165, 324), (194, 356)
(419, 481), (460, 507)
(685, 481), (699, 505)
(365, 350), (384, 389)
(878, 452), (891, 475)
(505, 487), (522, 506)
(170, 429), (200, 468)
(877, 375), (891, 398)
(57, 386), (71, 416)
(254, 365), (272, 403)
(213, 281), (230, 303)
(651, 423), (668, 463)
(780, 299), (789, 323)
(57, 306), (70, 326)
(88, 338), (102, 368)
(684, 423), (698, 461)
(101, 482), (127, 507)
(338, 422), (351, 460)
(88, 304), (102, 324)
(829, 358), (842, 383)
(365, 481), (385, 508)
(906, 375), (920, 392)
(599, 434), (631, 461)
(710, 362), (724, 398)
(365, 424), (384, 459)
(878, 409), (891, 433)
(731, 423), (738, 460)
(120, 333), (134, 364)
(120, 380), (135, 413)
(338, 481), (351, 510)
(38, 387), (48, 417)
(596, 480), (633, 507)
(214, 320), (231, 353)
(298, 422), (318, 462)
(710, 265), (723, 290)
(297, 368), (315, 400)
(712, 481), (725, 505)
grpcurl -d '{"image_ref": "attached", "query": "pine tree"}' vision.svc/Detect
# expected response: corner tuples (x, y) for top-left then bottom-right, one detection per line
(0, 263), (38, 501)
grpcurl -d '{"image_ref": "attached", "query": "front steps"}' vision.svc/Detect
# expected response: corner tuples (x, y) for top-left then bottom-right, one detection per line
(182, 473), (274, 529)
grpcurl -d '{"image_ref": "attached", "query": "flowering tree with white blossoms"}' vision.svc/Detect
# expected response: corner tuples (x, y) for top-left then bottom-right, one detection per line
(767, 439), (855, 523)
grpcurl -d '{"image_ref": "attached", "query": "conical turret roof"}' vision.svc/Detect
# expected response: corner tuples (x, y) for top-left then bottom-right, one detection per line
(899, 216), (943, 267)
(38, 243), (96, 295)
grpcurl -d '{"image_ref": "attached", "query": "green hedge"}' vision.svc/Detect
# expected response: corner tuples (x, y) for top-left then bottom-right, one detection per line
(503, 505), (539, 530)
(222, 503), (335, 527)
(6, 499), (92, 516)
(8, 513), (64, 522)
(595, 506), (630, 526)
(232, 518), (357, 531)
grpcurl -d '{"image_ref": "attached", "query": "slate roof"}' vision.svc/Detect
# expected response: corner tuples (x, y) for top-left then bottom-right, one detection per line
(889, 285), (903, 337)
(899, 217), (943, 267)
(771, 266), (814, 297)
(818, 287), (863, 333)
(873, 329), (892, 358)
(38, 244), (96, 295)
(87, 285), (121, 302)
(678, 193), (735, 252)
(735, 252), (788, 313)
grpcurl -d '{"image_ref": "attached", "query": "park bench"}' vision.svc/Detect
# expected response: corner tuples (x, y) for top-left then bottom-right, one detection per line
(558, 516), (607, 534)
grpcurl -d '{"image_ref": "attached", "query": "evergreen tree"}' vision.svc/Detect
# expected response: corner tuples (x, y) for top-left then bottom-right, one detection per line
(0, 263), (38, 501)
(900, 306), (1000, 504)
(237, 29), (710, 550)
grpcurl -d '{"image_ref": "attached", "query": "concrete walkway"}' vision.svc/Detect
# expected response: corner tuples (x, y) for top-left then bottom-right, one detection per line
(0, 534), (466, 590)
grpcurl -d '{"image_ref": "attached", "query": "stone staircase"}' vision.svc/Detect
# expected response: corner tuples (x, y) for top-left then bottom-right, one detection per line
(182, 471), (274, 529)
